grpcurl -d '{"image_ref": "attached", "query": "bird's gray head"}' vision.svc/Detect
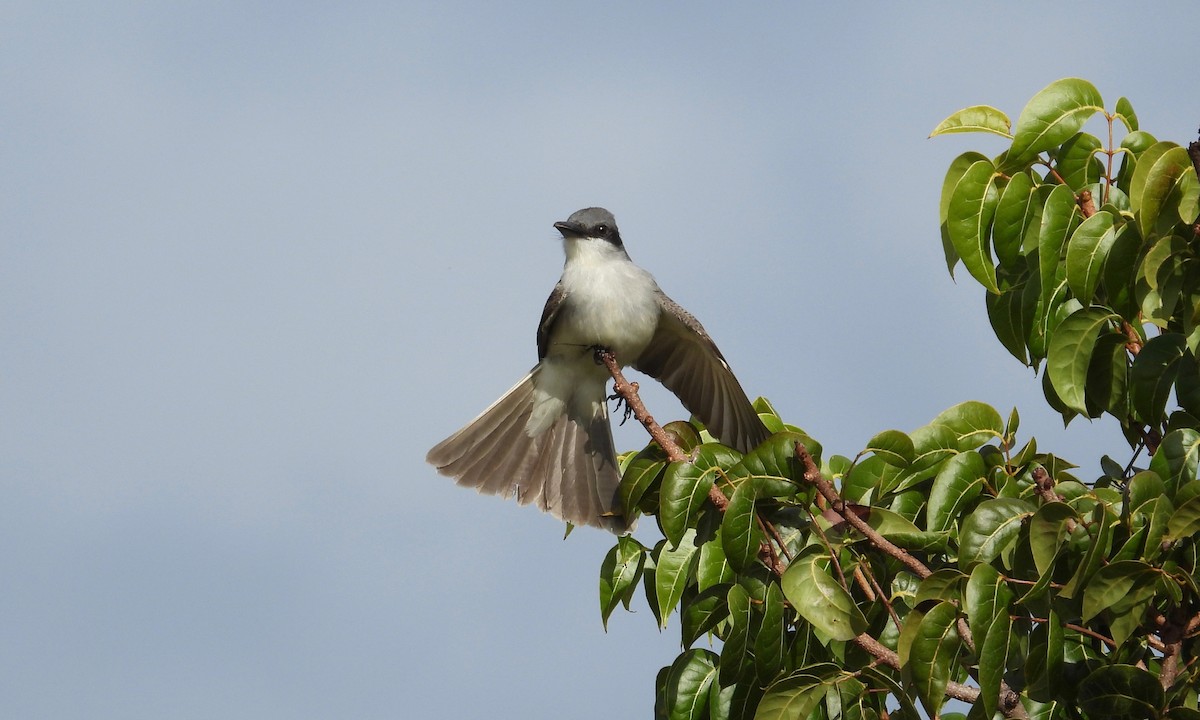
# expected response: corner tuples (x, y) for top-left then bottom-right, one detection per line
(554, 207), (622, 247)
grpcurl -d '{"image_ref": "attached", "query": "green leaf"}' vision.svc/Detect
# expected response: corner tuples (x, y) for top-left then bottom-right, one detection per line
(1046, 307), (1119, 414)
(1103, 221), (1144, 321)
(904, 600), (962, 719)
(959, 498), (1036, 568)
(1086, 331), (1130, 417)
(940, 152), (990, 276)
(1026, 611), (1064, 702)
(946, 159), (1001, 293)
(931, 400), (1005, 451)
(1061, 504), (1115, 598)
(1158, 427), (1200, 495)
(1168, 493), (1200, 540)
(720, 584), (753, 687)
(1082, 560), (1157, 622)
(987, 282), (1033, 364)
(1038, 184), (1079, 316)
(965, 563), (1013, 654)
(915, 569), (965, 605)
(620, 445), (668, 514)
(654, 530), (701, 628)
(1077, 664), (1165, 720)
(930, 105), (1012, 138)
(754, 582), (787, 685)
(927, 451), (987, 533)
(907, 423), (961, 474)
(859, 666), (921, 719)
(719, 480), (764, 572)
(662, 648), (719, 720)
(865, 429), (915, 467)
(661, 445), (736, 546)
(780, 548), (868, 642)
(1130, 333), (1187, 425)
(1134, 145), (1193, 238)
(755, 665), (843, 720)
(993, 171), (1037, 271)
(1054, 132), (1104, 190)
(1114, 96), (1138, 132)
(1028, 501), (1079, 578)
(600, 536), (647, 630)
(696, 536), (735, 591)
(1065, 210), (1117, 303)
(1009, 78), (1104, 161)
(979, 610), (1011, 719)
(681, 585), (729, 647)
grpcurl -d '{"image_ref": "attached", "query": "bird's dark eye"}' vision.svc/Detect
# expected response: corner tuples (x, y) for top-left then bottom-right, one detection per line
(596, 224), (608, 235)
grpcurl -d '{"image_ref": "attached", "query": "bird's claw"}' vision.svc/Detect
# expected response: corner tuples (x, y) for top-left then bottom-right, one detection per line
(609, 387), (635, 426)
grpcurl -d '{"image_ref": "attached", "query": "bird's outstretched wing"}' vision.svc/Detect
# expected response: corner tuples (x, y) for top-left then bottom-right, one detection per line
(632, 291), (771, 454)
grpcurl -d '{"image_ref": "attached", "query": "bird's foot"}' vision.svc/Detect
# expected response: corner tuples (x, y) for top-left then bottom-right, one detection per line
(609, 386), (635, 426)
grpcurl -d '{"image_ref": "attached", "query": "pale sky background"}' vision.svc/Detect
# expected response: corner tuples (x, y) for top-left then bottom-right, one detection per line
(3, 3), (1198, 718)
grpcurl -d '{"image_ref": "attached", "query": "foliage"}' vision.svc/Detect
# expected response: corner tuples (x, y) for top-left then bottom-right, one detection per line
(601, 79), (1200, 719)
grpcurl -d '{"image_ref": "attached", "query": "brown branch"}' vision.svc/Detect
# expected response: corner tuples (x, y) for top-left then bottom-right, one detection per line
(795, 442), (933, 579)
(596, 349), (733, 515)
(1032, 466), (1078, 534)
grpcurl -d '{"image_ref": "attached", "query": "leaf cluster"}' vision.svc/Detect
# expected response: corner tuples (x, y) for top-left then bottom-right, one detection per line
(934, 78), (1200, 446)
(598, 80), (1200, 720)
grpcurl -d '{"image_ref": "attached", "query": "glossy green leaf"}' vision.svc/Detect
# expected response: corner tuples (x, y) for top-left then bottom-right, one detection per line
(865, 429), (915, 467)
(1158, 427), (1200, 495)
(600, 535), (646, 629)
(719, 584), (752, 687)
(681, 585), (729, 647)
(719, 480), (764, 572)
(1102, 221), (1144, 321)
(979, 609), (1011, 719)
(696, 535), (735, 591)
(755, 665), (843, 720)
(1055, 132), (1104, 190)
(930, 105), (1012, 138)
(1029, 501), (1079, 577)
(1130, 333), (1187, 425)
(620, 445), (668, 514)
(1046, 307), (1118, 414)
(1038, 184), (1079, 314)
(1086, 331), (1129, 417)
(1061, 504), (1115, 598)
(654, 530), (700, 628)
(905, 601), (962, 719)
(663, 648), (719, 720)
(1168, 493), (1200, 540)
(1026, 611), (1064, 702)
(959, 498), (1036, 568)
(927, 451), (987, 533)
(940, 152), (990, 276)
(1114, 96), (1138, 132)
(1009, 78), (1104, 161)
(1077, 664), (1165, 720)
(986, 282), (1032, 364)
(931, 400), (1005, 451)
(754, 582), (787, 685)
(907, 423), (961, 474)
(1082, 560), (1157, 622)
(780, 549), (868, 642)
(661, 445), (734, 546)
(993, 171), (1037, 271)
(915, 569), (965, 605)
(1134, 145), (1192, 238)
(946, 159), (1001, 293)
(1065, 210), (1116, 303)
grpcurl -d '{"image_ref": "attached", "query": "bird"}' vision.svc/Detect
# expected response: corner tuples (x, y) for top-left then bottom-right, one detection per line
(426, 207), (771, 533)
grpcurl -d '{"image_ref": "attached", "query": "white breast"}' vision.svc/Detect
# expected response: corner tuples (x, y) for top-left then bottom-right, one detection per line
(552, 237), (661, 363)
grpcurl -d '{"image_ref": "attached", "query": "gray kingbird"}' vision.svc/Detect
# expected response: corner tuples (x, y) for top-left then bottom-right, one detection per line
(426, 207), (770, 533)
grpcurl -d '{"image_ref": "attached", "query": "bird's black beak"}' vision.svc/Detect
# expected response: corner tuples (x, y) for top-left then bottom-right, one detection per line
(554, 220), (585, 238)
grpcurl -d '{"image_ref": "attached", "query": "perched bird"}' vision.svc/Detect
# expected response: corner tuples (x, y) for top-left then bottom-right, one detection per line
(427, 207), (770, 533)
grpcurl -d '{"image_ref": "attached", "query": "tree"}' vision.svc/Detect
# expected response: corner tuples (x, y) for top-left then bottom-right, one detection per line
(599, 78), (1200, 719)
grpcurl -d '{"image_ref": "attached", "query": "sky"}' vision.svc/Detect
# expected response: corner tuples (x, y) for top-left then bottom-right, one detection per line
(2, 3), (1198, 718)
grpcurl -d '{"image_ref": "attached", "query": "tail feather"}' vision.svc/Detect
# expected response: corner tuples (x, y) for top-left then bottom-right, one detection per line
(426, 369), (629, 533)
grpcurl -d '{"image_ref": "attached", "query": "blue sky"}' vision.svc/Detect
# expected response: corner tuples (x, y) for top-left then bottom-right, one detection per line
(3, 3), (1198, 718)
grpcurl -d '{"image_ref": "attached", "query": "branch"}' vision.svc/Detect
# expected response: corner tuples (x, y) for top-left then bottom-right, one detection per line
(795, 442), (933, 579)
